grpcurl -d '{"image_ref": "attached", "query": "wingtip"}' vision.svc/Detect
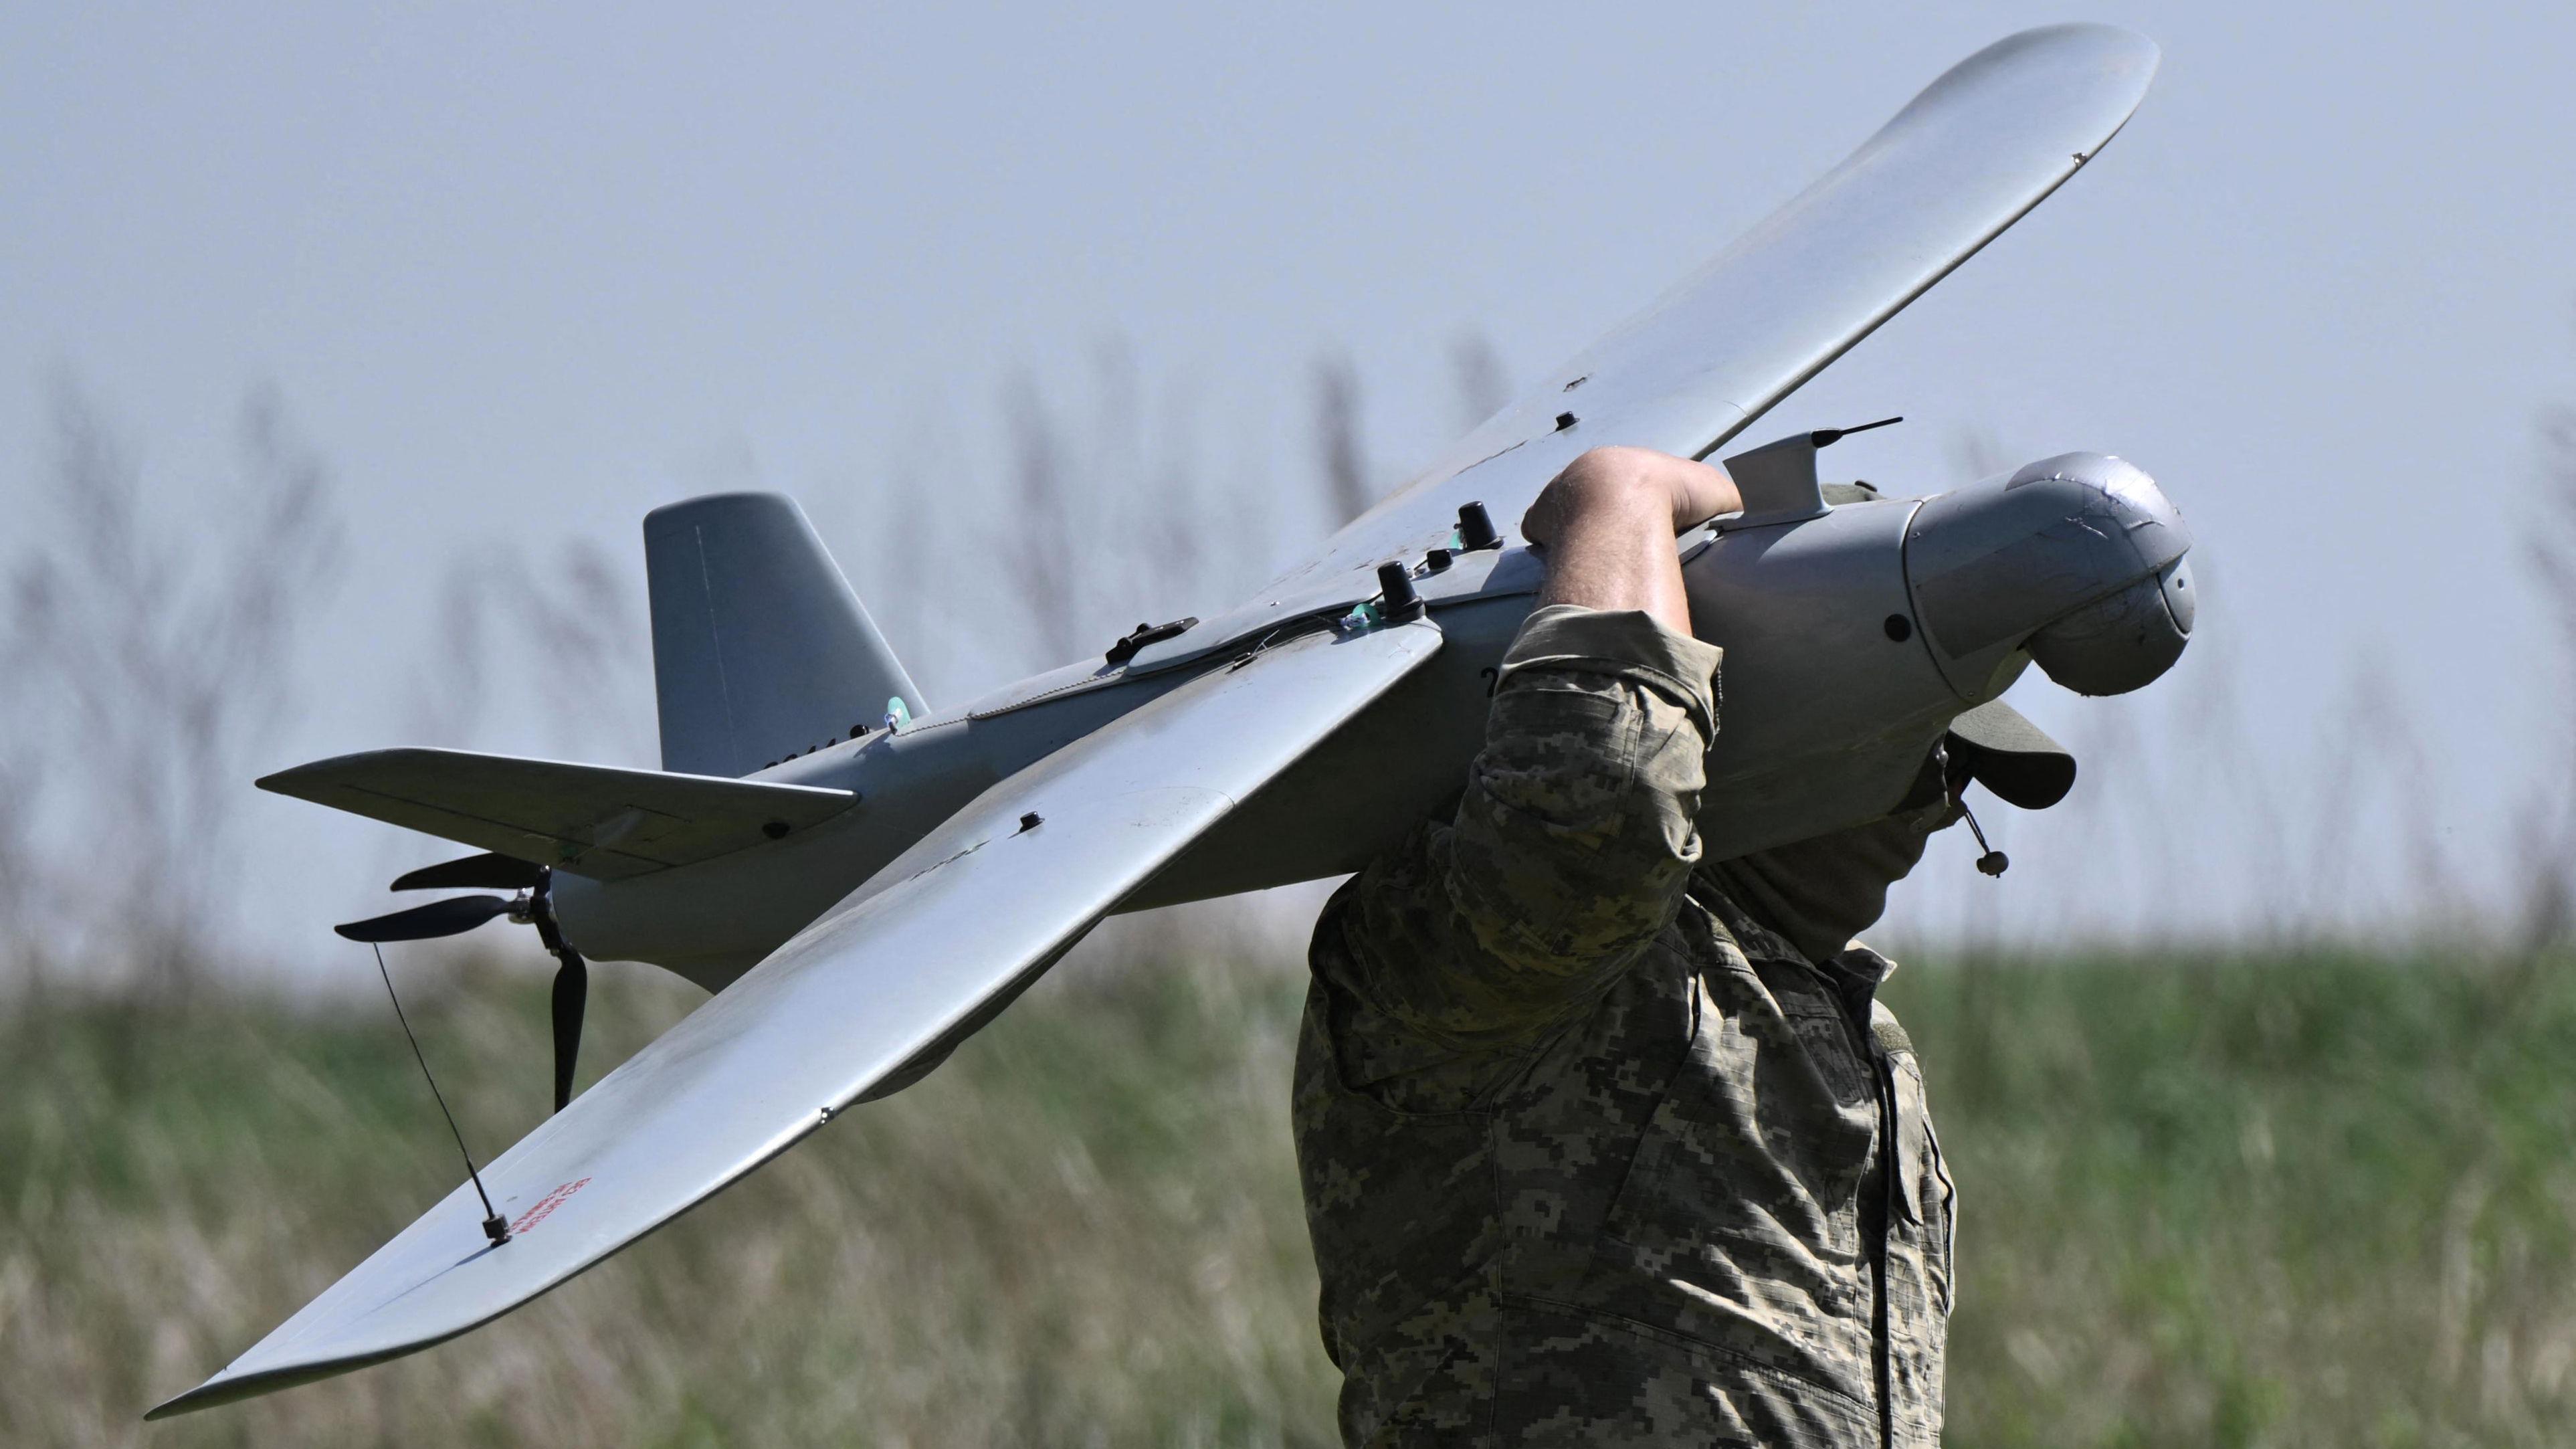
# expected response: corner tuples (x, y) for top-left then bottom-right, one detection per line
(144, 1372), (242, 1421)
(2084, 22), (2161, 76)
(252, 747), (438, 800)
(1985, 21), (2160, 81)
(2068, 22), (2161, 84)
(2029, 19), (2157, 50)
(144, 1363), (304, 1420)
(145, 1351), (398, 1421)
(253, 750), (370, 797)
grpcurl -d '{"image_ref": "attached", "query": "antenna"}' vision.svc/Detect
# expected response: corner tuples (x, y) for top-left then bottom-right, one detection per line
(370, 943), (511, 1248)
(1811, 415), (1904, 448)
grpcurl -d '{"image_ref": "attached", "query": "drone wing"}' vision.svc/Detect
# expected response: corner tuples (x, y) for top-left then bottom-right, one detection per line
(1125, 23), (2161, 672)
(150, 617), (1443, 1418)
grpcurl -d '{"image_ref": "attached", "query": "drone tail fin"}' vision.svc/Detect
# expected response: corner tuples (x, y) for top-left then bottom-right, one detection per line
(643, 493), (926, 777)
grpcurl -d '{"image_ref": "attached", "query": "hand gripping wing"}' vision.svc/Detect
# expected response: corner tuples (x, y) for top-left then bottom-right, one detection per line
(1124, 23), (2161, 672)
(149, 618), (1444, 1417)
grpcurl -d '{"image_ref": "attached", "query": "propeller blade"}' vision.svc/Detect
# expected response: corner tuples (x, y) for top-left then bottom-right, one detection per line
(334, 895), (516, 943)
(391, 853), (545, 893)
(549, 951), (587, 1113)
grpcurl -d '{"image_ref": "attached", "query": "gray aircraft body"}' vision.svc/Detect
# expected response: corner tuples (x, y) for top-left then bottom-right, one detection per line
(557, 443), (2186, 991)
(154, 23), (2186, 1418)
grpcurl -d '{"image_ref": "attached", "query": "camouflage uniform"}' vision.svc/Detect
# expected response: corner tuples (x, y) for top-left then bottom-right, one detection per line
(1296, 605), (1956, 1447)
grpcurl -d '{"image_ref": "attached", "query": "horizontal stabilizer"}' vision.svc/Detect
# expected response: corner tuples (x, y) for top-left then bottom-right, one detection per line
(258, 749), (857, 881)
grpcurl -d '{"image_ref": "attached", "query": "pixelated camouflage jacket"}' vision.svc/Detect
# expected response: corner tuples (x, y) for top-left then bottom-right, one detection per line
(1295, 605), (1957, 1448)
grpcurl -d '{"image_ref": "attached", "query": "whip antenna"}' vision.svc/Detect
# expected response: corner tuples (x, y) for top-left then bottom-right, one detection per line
(369, 943), (511, 1247)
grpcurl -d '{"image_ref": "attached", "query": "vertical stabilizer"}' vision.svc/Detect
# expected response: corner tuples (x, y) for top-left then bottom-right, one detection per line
(644, 493), (925, 777)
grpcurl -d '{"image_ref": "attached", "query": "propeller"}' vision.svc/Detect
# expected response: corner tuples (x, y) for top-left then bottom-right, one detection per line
(391, 852), (546, 893)
(528, 898), (587, 1115)
(335, 894), (517, 942)
(336, 859), (590, 1114)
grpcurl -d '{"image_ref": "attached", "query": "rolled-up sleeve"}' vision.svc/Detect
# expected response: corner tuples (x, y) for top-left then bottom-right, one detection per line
(1329, 604), (1722, 1049)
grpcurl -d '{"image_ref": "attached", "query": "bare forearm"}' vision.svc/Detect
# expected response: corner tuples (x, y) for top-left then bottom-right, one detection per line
(1521, 447), (1739, 636)
(1535, 480), (1697, 630)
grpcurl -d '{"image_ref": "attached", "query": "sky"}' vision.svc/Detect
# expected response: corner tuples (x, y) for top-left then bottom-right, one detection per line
(7, 2), (2575, 976)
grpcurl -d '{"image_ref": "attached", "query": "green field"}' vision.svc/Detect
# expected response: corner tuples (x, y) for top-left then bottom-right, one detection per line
(7, 944), (2572, 1447)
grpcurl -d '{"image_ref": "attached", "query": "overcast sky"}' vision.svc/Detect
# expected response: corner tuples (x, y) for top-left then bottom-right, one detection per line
(8, 3), (2573, 974)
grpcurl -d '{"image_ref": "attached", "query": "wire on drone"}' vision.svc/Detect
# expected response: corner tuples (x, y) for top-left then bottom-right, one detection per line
(370, 942), (511, 1247)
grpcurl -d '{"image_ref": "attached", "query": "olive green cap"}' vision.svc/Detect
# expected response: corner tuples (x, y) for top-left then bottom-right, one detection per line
(1947, 699), (2076, 809)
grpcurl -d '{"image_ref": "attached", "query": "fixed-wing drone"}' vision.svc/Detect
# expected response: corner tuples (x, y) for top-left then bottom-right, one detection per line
(153, 23), (2186, 1416)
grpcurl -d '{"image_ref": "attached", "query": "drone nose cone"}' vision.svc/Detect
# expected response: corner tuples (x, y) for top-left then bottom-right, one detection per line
(2008, 451), (2191, 569)
(2025, 556), (2193, 695)
(1904, 452), (2194, 700)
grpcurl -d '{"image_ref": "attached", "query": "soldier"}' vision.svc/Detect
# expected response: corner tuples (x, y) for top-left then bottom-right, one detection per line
(1295, 445), (2071, 1446)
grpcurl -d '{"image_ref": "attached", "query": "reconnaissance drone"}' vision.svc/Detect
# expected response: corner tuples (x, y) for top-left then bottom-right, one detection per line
(154, 24), (2186, 1416)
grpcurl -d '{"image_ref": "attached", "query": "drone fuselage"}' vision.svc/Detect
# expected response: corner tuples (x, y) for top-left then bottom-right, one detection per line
(558, 448), (2191, 988)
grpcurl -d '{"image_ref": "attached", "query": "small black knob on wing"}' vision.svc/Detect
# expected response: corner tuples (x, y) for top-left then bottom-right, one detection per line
(1456, 500), (1501, 551)
(1375, 561), (1424, 623)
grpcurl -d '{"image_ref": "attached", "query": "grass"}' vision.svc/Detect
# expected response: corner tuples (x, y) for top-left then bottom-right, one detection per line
(1892, 947), (2576, 1448)
(5, 943), (2574, 1446)
(2, 952), (1338, 1448)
